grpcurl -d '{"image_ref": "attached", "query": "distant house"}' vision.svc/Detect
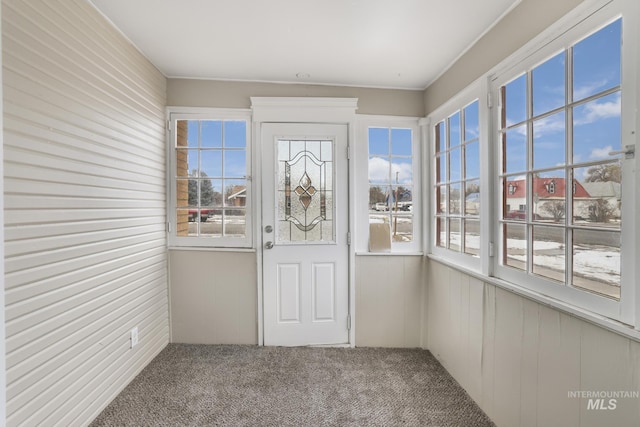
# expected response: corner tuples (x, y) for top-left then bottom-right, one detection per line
(227, 186), (247, 207)
(578, 181), (621, 220)
(505, 178), (591, 218)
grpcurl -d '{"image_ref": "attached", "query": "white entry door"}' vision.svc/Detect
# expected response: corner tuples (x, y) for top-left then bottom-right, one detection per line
(262, 123), (349, 346)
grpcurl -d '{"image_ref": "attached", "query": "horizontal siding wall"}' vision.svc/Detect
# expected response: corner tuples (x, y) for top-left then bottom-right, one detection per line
(427, 259), (640, 427)
(2, 0), (168, 426)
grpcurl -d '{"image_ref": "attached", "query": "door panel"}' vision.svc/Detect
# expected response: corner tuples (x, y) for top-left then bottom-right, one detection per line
(262, 123), (349, 346)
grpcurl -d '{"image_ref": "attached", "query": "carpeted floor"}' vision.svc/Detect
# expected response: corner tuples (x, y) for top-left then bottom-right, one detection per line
(90, 344), (494, 427)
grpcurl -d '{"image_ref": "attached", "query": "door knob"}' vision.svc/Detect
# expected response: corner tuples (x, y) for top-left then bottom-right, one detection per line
(264, 225), (273, 233)
(265, 241), (274, 249)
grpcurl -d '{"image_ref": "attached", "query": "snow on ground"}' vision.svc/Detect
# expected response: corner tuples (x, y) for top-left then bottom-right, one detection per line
(445, 232), (619, 285)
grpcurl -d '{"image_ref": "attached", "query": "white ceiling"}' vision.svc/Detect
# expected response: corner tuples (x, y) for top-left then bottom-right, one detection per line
(90, 0), (520, 90)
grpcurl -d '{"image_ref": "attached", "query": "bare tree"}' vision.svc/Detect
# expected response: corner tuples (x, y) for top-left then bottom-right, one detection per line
(585, 164), (621, 183)
(588, 198), (616, 223)
(541, 200), (565, 221)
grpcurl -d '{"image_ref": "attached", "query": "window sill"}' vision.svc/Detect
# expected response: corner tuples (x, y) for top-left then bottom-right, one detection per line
(427, 253), (640, 344)
(356, 252), (424, 256)
(168, 246), (256, 253)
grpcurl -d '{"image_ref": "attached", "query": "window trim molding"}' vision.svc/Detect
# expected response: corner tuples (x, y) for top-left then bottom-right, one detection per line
(166, 107), (253, 249)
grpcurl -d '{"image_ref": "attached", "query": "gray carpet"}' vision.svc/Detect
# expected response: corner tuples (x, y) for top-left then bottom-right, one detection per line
(90, 344), (494, 427)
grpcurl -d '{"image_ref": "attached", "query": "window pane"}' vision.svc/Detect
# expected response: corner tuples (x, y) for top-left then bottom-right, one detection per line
(464, 219), (480, 256)
(534, 169), (565, 223)
(572, 92), (621, 164)
(449, 183), (462, 215)
(369, 128), (389, 155)
(185, 121), (199, 148)
(224, 150), (246, 178)
(391, 159), (412, 185)
(368, 156), (389, 185)
(199, 211), (222, 237)
(572, 163), (621, 228)
(450, 147), (461, 181)
(465, 141), (480, 179)
(504, 125), (527, 174)
(436, 217), (445, 248)
(532, 225), (565, 282)
(465, 180), (480, 215)
(391, 128), (412, 156)
(572, 229), (620, 300)
(448, 218), (461, 252)
(370, 185), (388, 211)
(392, 212), (412, 242)
(464, 100), (479, 142)
(533, 111), (565, 169)
(201, 150), (222, 178)
(504, 177), (526, 220)
(223, 208), (246, 237)
(532, 52), (565, 117)
(436, 154), (446, 184)
(449, 112), (461, 147)
(504, 223), (526, 271)
(224, 179), (246, 207)
(224, 121), (246, 148)
(201, 179), (222, 207)
(435, 121), (446, 153)
(201, 121), (222, 148)
(436, 185), (446, 214)
(503, 74), (527, 126)
(573, 19), (621, 102)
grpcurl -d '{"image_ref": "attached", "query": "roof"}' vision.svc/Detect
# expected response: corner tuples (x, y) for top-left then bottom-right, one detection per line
(505, 178), (591, 198)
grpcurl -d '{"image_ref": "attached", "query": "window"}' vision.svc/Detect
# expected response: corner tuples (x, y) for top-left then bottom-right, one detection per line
(168, 110), (251, 248)
(428, 0), (638, 326)
(490, 0), (637, 324)
(357, 117), (421, 253)
(432, 98), (481, 259)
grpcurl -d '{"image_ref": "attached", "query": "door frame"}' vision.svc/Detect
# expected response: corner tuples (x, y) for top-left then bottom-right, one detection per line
(251, 97), (358, 346)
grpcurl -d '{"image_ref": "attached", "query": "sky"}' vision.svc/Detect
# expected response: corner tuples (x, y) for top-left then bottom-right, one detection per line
(503, 18), (622, 179)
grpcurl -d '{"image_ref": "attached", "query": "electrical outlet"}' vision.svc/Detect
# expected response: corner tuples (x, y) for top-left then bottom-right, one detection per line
(130, 327), (139, 348)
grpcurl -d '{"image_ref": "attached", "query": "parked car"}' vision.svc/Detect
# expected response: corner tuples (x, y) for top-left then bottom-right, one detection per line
(375, 202), (389, 211)
(505, 210), (542, 220)
(188, 209), (211, 222)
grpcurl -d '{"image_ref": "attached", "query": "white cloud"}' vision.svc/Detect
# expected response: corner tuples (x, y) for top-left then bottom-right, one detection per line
(575, 94), (621, 125)
(589, 145), (613, 160)
(574, 79), (609, 101)
(368, 157), (412, 184)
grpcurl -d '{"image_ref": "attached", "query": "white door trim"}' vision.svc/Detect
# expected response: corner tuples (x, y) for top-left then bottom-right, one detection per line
(251, 97), (358, 347)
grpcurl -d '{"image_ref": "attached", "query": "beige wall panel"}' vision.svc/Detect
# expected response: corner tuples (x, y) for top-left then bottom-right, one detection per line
(467, 277), (484, 403)
(355, 255), (423, 347)
(167, 78), (425, 117)
(491, 287), (523, 427)
(537, 307), (581, 427)
(427, 260), (640, 427)
(424, 0), (584, 115)
(519, 298), (539, 427)
(3, 0), (168, 425)
(169, 250), (258, 344)
(579, 322), (635, 426)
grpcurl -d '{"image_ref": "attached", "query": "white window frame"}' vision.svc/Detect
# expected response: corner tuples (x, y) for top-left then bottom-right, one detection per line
(355, 116), (422, 254)
(167, 107), (253, 249)
(427, 83), (488, 272)
(427, 0), (639, 330)
(489, 0), (637, 325)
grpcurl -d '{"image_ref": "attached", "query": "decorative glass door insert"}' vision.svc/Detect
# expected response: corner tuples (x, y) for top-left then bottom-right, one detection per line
(277, 139), (334, 243)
